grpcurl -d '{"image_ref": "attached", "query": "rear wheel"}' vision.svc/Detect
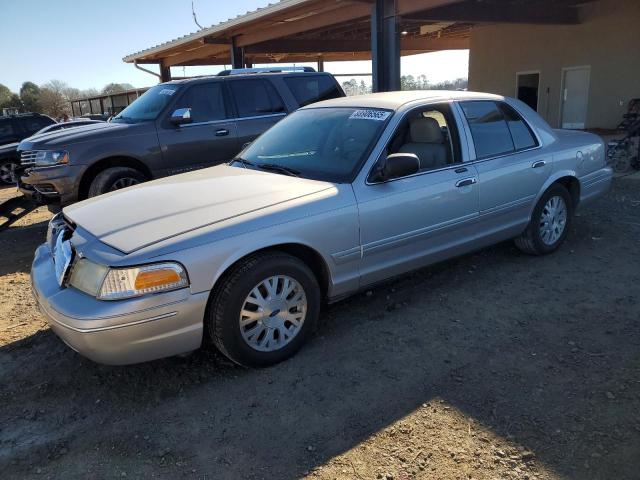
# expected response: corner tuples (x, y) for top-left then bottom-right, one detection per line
(0, 160), (17, 185)
(515, 184), (573, 255)
(207, 252), (320, 367)
(87, 167), (146, 198)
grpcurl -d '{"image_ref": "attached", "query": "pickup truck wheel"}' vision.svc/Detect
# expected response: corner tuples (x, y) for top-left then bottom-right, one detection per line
(208, 252), (320, 367)
(87, 167), (146, 198)
(0, 160), (17, 185)
(515, 184), (573, 255)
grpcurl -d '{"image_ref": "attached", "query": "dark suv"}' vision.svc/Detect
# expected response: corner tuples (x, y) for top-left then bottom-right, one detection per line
(18, 68), (344, 205)
(0, 113), (55, 184)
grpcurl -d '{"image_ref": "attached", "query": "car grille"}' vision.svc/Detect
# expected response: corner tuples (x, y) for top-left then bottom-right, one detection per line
(20, 150), (39, 166)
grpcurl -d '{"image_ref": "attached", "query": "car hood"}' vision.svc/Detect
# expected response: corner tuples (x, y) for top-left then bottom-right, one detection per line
(63, 165), (335, 254)
(18, 122), (142, 150)
(0, 142), (19, 155)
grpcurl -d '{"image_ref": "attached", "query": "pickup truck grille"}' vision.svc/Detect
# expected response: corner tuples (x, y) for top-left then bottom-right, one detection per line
(20, 150), (39, 166)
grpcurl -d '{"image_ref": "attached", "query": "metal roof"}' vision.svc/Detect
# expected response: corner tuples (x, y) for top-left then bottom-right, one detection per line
(123, 0), (313, 63)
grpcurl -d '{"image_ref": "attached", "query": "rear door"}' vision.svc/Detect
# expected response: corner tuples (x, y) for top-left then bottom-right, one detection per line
(227, 78), (287, 148)
(157, 81), (239, 175)
(459, 100), (551, 231)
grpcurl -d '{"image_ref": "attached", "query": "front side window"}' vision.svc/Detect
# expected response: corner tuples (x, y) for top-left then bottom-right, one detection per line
(234, 107), (391, 182)
(173, 83), (227, 123)
(384, 103), (461, 173)
(229, 79), (285, 117)
(283, 75), (343, 107)
(460, 101), (515, 159)
(112, 84), (180, 123)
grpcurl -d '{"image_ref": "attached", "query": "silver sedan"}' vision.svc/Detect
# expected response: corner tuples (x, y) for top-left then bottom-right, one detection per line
(31, 91), (613, 366)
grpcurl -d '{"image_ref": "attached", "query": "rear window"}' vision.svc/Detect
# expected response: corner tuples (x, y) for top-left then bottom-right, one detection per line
(20, 117), (53, 134)
(498, 103), (538, 150)
(284, 75), (344, 107)
(460, 101), (514, 159)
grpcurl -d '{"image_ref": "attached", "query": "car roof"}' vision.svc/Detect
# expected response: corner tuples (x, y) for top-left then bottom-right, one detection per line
(164, 71), (334, 86)
(302, 90), (505, 111)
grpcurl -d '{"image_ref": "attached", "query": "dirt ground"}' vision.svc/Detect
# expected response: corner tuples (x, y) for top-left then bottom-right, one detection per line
(0, 176), (639, 480)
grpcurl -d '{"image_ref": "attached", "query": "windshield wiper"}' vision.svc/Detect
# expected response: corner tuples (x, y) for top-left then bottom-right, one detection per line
(231, 157), (255, 168)
(257, 163), (300, 177)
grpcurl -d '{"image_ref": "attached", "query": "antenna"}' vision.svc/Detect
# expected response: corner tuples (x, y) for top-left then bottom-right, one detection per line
(192, 0), (203, 30)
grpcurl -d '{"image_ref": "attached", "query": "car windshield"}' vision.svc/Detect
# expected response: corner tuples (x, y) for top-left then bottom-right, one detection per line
(233, 107), (392, 182)
(111, 84), (179, 123)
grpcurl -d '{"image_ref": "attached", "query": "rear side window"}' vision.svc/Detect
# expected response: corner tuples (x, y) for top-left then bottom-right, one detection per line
(174, 83), (227, 123)
(498, 103), (538, 150)
(20, 117), (53, 134)
(0, 119), (15, 143)
(460, 101), (514, 159)
(283, 75), (343, 107)
(229, 79), (285, 118)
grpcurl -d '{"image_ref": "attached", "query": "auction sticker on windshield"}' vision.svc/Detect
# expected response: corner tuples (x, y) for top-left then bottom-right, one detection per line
(349, 109), (391, 121)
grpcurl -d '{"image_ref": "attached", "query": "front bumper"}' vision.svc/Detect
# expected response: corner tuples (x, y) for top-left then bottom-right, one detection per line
(30, 244), (208, 365)
(19, 165), (84, 206)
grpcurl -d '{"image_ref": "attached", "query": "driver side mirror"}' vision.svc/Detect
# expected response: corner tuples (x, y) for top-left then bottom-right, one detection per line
(374, 153), (420, 182)
(170, 107), (192, 126)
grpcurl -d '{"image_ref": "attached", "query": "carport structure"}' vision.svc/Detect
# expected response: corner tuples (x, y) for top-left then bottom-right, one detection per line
(123, 0), (588, 92)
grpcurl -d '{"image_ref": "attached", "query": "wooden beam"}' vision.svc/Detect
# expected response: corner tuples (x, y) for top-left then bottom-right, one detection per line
(163, 44), (229, 67)
(245, 36), (468, 54)
(234, 2), (372, 47)
(404, 2), (581, 25)
(203, 37), (231, 45)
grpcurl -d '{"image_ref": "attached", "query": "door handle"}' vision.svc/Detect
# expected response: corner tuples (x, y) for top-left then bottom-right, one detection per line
(455, 167), (468, 173)
(455, 177), (477, 188)
(215, 128), (229, 136)
(532, 160), (546, 169)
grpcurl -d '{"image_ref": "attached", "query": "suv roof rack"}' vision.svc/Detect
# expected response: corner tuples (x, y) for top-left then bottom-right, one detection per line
(217, 66), (316, 76)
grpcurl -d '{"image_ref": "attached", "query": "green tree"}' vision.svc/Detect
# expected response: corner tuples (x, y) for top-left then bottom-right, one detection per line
(101, 83), (134, 95)
(0, 84), (22, 112)
(20, 81), (41, 112)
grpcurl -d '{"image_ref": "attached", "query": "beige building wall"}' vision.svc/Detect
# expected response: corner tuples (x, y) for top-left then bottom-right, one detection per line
(468, 0), (640, 129)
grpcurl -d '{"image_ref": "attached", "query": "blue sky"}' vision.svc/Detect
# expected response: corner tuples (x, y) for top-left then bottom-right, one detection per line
(0, 0), (468, 92)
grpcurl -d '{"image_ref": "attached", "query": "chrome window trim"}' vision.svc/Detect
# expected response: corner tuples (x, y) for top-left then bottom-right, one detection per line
(178, 112), (286, 128)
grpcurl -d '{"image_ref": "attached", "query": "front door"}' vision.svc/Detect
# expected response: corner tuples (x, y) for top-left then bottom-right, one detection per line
(353, 102), (480, 286)
(157, 81), (239, 176)
(561, 66), (590, 129)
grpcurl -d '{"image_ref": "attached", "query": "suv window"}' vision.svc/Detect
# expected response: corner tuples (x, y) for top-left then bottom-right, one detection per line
(0, 119), (16, 144)
(229, 79), (285, 118)
(498, 102), (538, 150)
(174, 83), (227, 123)
(20, 117), (52, 135)
(460, 101), (515, 159)
(283, 75), (343, 107)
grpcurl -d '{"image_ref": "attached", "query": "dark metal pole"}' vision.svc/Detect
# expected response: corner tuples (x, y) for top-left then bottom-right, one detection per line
(371, 0), (400, 92)
(231, 37), (245, 69)
(160, 64), (171, 83)
(317, 56), (324, 72)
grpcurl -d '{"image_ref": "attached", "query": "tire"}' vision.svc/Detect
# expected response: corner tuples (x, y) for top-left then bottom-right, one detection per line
(515, 183), (573, 255)
(87, 167), (147, 198)
(207, 251), (321, 367)
(0, 160), (17, 185)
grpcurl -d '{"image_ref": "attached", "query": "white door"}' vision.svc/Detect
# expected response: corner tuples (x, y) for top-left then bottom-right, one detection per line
(561, 67), (590, 129)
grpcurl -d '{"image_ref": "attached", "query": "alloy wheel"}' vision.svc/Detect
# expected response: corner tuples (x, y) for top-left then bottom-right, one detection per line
(110, 177), (140, 191)
(0, 162), (15, 184)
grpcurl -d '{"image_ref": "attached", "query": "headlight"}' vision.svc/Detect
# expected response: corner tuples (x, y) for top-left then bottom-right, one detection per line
(35, 150), (69, 167)
(68, 260), (189, 300)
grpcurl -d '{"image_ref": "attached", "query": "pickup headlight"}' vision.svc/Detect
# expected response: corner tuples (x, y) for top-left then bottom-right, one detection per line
(35, 150), (70, 167)
(68, 260), (189, 300)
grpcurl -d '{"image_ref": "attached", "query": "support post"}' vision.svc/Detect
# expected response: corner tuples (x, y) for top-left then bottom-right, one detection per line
(371, 0), (400, 92)
(231, 37), (245, 69)
(160, 63), (171, 83)
(317, 56), (324, 72)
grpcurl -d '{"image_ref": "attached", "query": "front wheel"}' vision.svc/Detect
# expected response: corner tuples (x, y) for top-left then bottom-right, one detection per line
(0, 160), (17, 185)
(87, 167), (146, 198)
(207, 252), (321, 367)
(514, 184), (573, 255)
